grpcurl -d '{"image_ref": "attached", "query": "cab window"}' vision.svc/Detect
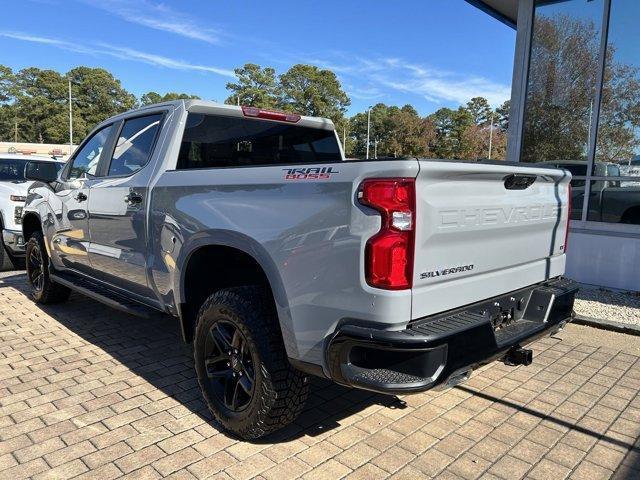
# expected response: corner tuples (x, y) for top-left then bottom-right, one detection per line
(67, 125), (114, 180)
(108, 114), (162, 176)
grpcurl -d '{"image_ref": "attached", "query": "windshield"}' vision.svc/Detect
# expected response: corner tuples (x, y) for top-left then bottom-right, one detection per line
(0, 159), (64, 181)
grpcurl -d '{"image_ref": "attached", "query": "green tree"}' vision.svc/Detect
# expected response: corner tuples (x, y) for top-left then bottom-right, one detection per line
(225, 63), (280, 108)
(0, 66), (136, 143)
(12, 67), (68, 143)
(69, 67), (136, 140)
(428, 107), (475, 159)
(465, 97), (492, 126)
(386, 105), (433, 157)
(279, 64), (350, 122)
(348, 103), (433, 158)
(140, 91), (200, 105)
(0, 65), (14, 103)
(496, 100), (510, 131)
(0, 65), (16, 141)
(428, 103), (507, 161)
(349, 103), (395, 157)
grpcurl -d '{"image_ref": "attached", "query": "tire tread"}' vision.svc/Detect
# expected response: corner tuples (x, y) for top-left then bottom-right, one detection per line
(26, 231), (71, 304)
(194, 286), (309, 439)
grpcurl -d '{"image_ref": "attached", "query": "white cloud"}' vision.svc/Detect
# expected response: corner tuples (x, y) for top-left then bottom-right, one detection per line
(95, 43), (235, 77)
(0, 31), (235, 78)
(0, 32), (94, 54)
(307, 55), (511, 107)
(373, 58), (511, 107)
(344, 84), (385, 101)
(78, 0), (222, 44)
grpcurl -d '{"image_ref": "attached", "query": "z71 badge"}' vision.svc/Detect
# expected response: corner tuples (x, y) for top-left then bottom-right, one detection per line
(283, 167), (338, 180)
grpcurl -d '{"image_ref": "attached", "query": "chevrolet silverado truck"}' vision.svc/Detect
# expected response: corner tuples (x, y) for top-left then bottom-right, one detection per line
(22, 100), (577, 439)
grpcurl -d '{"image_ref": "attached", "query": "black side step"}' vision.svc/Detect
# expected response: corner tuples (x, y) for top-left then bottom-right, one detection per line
(50, 272), (160, 319)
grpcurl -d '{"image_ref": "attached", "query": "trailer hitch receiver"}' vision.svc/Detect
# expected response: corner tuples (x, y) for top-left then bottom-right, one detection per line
(503, 346), (533, 366)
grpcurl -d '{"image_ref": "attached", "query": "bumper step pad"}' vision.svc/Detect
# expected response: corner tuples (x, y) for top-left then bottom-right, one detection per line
(327, 277), (578, 394)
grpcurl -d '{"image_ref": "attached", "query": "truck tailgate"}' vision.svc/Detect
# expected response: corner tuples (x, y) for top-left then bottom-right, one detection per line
(412, 160), (571, 320)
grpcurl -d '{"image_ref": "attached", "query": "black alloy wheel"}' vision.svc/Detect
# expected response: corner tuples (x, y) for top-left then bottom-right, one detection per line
(203, 320), (256, 412)
(194, 286), (309, 439)
(27, 240), (44, 293)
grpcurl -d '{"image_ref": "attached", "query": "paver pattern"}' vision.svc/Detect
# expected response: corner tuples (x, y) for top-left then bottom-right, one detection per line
(1, 271), (639, 479)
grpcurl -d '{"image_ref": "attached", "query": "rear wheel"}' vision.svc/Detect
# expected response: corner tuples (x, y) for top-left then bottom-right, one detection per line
(25, 231), (71, 304)
(194, 286), (309, 439)
(621, 208), (640, 225)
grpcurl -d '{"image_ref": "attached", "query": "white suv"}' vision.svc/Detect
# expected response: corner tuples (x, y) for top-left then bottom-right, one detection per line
(0, 154), (65, 269)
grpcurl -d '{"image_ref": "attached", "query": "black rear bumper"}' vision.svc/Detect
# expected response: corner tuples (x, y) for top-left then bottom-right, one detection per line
(326, 277), (578, 394)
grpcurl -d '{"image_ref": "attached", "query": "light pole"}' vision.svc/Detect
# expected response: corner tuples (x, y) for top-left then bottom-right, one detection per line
(68, 78), (73, 154)
(488, 112), (494, 160)
(366, 106), (372, 159)
(343, 124), (346, 153)
(374, 137), (378, 159)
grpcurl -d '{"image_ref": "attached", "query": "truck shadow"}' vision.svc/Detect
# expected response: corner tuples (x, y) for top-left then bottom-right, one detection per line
(2, 272), (406, 443)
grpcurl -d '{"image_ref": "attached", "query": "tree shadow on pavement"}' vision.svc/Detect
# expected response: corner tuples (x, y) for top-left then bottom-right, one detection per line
(2, 274), (406, 444)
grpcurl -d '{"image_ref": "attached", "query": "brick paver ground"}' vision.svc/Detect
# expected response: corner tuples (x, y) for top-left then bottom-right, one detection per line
(1, 271), (639, 479)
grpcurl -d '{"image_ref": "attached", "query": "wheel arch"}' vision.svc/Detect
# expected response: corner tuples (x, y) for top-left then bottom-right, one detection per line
(174, 231), (292, 349)
(22, 212), (42, 241)
(621, 205), (640, 224)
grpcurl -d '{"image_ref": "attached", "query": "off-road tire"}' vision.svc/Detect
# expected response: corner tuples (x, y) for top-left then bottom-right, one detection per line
(194, 286), (309, 439)
(25, 231), (71, 304)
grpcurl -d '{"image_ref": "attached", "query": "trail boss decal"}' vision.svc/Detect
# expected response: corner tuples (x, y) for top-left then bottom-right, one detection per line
(283, 167), (339, 180)
(420, 264), (474, 279)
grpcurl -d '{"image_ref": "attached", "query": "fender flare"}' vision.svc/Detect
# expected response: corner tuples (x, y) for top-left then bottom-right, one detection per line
(173, 230), (294, 348)
(21, 211), (42, 238)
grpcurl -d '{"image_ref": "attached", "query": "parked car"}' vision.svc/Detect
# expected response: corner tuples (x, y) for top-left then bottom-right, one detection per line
(538, 160), (640, 224)
(21, 101), (577, 439)
(0, 154), (65, 270)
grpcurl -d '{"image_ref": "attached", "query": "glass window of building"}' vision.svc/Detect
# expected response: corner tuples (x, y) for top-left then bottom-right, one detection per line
(590, 0), (640, 224)
(521, 0), (604, 167)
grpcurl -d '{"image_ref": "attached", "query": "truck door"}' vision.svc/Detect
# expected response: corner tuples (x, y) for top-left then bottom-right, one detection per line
(86, 113), (163, 299)
(49, 124), (115, 274)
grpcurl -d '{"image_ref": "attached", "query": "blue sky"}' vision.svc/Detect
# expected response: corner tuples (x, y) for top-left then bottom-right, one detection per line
(0, 0), (515, 115)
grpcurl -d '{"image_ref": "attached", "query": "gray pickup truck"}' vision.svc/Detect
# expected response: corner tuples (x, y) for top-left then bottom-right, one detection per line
(538, 160), (640, 224)
(22, 100), (577, 439)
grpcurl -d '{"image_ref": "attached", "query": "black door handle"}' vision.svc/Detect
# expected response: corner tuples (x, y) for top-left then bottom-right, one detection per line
(124, 192), (143, 205)
(74, 192), (87, 202)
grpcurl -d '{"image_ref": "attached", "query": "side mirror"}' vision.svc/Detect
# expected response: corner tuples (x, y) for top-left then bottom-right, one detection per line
(25, 161), (58, 183)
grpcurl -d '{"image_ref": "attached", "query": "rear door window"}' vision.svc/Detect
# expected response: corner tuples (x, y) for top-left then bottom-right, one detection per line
(108, 114), (162, 176)
(177, 113), (341, 169)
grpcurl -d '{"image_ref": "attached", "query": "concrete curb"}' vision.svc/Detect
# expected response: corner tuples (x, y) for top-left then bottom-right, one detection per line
(573, 314), (640, 337)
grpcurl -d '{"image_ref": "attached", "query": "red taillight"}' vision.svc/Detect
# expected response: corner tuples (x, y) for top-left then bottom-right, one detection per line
(241, 106), (301, 123)
(359, 178), (415, 290)
(564, 183), (572, 252)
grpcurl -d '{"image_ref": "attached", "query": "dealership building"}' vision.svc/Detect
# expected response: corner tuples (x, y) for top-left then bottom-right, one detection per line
(468, 0), (640, 291)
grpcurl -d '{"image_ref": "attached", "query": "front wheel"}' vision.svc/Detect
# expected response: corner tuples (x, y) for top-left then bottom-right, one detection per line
(25, 231), (71, 304)
(194, 286), (309, 439)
